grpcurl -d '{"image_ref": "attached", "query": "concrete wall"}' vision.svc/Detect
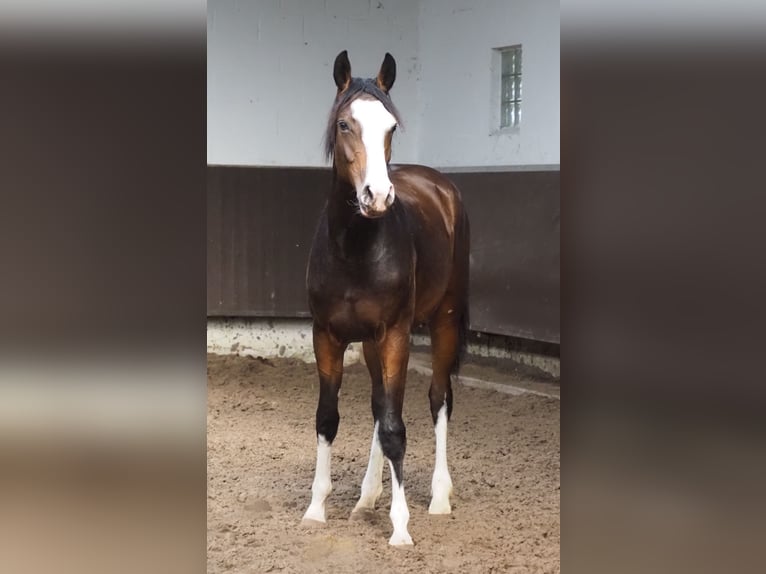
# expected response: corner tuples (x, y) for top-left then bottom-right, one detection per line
(207, 0), (421, 166)
(207, 317), (559, 378)
(207, 0), (559, 168)
(417, 0), (560, 168)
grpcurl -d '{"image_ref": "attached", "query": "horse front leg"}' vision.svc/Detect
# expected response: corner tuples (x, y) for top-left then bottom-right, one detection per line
(376, 324), (413, 546)
(302, 324), (346, 525)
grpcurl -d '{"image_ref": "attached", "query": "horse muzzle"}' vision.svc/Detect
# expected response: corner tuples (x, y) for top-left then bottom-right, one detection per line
(359, 185), (395, 218)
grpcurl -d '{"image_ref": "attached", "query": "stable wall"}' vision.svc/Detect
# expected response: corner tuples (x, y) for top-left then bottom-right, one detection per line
(207, 0), (421, 166)
(207, 0), (560, 169)
(206, 1), (560, 342)
(417, 0), (560, 168)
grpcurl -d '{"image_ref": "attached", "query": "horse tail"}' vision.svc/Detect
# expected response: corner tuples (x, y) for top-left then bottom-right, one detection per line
(452, 202), (470, 377)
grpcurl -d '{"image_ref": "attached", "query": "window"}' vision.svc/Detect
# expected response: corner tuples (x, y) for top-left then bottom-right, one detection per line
(499, 45), (522, 129)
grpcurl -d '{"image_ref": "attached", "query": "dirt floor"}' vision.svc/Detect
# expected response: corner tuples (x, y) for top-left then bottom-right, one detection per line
(207, 354), (560, 573)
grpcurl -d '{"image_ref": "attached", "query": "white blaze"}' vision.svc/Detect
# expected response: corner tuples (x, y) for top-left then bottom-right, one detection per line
(303, 434), (332, 523)
(350, 98), (396, 210)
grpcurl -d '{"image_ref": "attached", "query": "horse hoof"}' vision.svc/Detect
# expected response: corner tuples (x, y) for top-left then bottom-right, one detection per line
(300, 517), (326, 528)
(388, 532), (414, 546)
(352, 497), (377, 513)
(301, 506), (327, 526)
(428, 500), (452, 515)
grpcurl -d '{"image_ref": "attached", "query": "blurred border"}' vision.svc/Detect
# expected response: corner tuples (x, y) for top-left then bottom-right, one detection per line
(563, 3), (766, 573)
(0, 5), (207, 574)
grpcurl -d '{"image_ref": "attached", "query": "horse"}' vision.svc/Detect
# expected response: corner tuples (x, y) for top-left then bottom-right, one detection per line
(302, 50), (470, 546)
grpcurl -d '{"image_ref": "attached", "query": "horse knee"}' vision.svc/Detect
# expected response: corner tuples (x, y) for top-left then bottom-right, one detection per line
(316, 407), (340, 443)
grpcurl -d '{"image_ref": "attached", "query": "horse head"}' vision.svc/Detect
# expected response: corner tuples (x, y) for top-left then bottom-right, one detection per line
(324, 51), (401, 219)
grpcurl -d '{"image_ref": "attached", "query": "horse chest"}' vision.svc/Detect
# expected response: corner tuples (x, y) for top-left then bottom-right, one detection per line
(309, 259), (412, 341)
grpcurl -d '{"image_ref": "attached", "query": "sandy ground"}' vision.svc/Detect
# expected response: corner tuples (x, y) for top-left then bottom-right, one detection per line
(207, 354), (560, 573)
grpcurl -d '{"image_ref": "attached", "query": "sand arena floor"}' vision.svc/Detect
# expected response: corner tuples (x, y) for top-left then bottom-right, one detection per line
(207, 354), (560, 573)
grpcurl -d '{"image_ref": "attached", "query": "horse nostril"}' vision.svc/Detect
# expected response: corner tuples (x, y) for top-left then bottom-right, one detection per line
(385, 187), (395, 206)
(363, 186), (373, 201)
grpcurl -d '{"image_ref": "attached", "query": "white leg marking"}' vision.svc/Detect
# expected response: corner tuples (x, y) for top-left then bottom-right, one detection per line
(303, 434), (332, 523)
(429, 403), (454, 514)
(353, 421), (384, 512)
(388, 460), (413, 546)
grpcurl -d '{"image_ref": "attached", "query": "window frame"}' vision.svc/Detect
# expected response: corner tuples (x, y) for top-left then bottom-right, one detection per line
(490, 44), (523, 134)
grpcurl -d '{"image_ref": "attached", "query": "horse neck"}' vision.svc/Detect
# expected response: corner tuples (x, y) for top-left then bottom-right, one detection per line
(326, 170), (382, 258)
(326, 171), (355, 232)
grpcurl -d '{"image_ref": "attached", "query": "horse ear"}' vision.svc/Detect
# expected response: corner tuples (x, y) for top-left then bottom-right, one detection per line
(376, 52), (396, 93)
(333, 50), (352, 92)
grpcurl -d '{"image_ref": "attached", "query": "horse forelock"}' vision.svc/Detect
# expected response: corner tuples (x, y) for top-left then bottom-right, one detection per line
(324, 77), (402, 162)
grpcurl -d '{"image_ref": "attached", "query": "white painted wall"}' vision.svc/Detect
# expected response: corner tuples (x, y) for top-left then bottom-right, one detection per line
(207, 0), (421, 167)
(207, 0), (559, 168)
(417, 0), (560, 168)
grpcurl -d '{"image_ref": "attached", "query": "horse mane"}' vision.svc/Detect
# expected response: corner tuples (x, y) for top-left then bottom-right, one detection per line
(323, 77), (403, 161)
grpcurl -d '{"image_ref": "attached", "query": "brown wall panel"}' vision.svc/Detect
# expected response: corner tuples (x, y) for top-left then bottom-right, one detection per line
(207, 165), (559, 343)
(449, 170), (560, 343)
(207, 166), (329, 316)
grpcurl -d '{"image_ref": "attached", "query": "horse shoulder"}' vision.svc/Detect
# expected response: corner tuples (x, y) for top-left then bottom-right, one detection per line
(391, 165), (461, 232)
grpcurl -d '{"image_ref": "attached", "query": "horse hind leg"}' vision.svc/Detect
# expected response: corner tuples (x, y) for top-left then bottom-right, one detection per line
(352, 341), (385, 514)
(427, 299), (462, 515)
(428, 196), (469, 515)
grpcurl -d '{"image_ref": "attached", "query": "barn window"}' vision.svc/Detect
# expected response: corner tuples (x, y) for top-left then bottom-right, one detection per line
(498, 45), (522, 129)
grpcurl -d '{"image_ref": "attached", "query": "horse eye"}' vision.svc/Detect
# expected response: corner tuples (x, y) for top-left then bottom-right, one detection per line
(338, 120), (350, 132)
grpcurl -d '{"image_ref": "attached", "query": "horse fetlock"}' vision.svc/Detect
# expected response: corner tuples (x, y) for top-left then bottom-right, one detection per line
(355, 482), (383, 511)
(431, 466), (452, 496)
(304, 475), (332, 523)
(428, 494), (452, 515)
(388, 467), (411, 546)
(312, 477), (332, 499)
(389, 502), (410, 523)
(388, 508), (412, 546)
(431, 474), (453, 496)
(429, 473), (453, 514)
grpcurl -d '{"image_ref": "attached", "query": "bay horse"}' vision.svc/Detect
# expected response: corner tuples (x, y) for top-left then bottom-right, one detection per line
(302, 50), (470, 546)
